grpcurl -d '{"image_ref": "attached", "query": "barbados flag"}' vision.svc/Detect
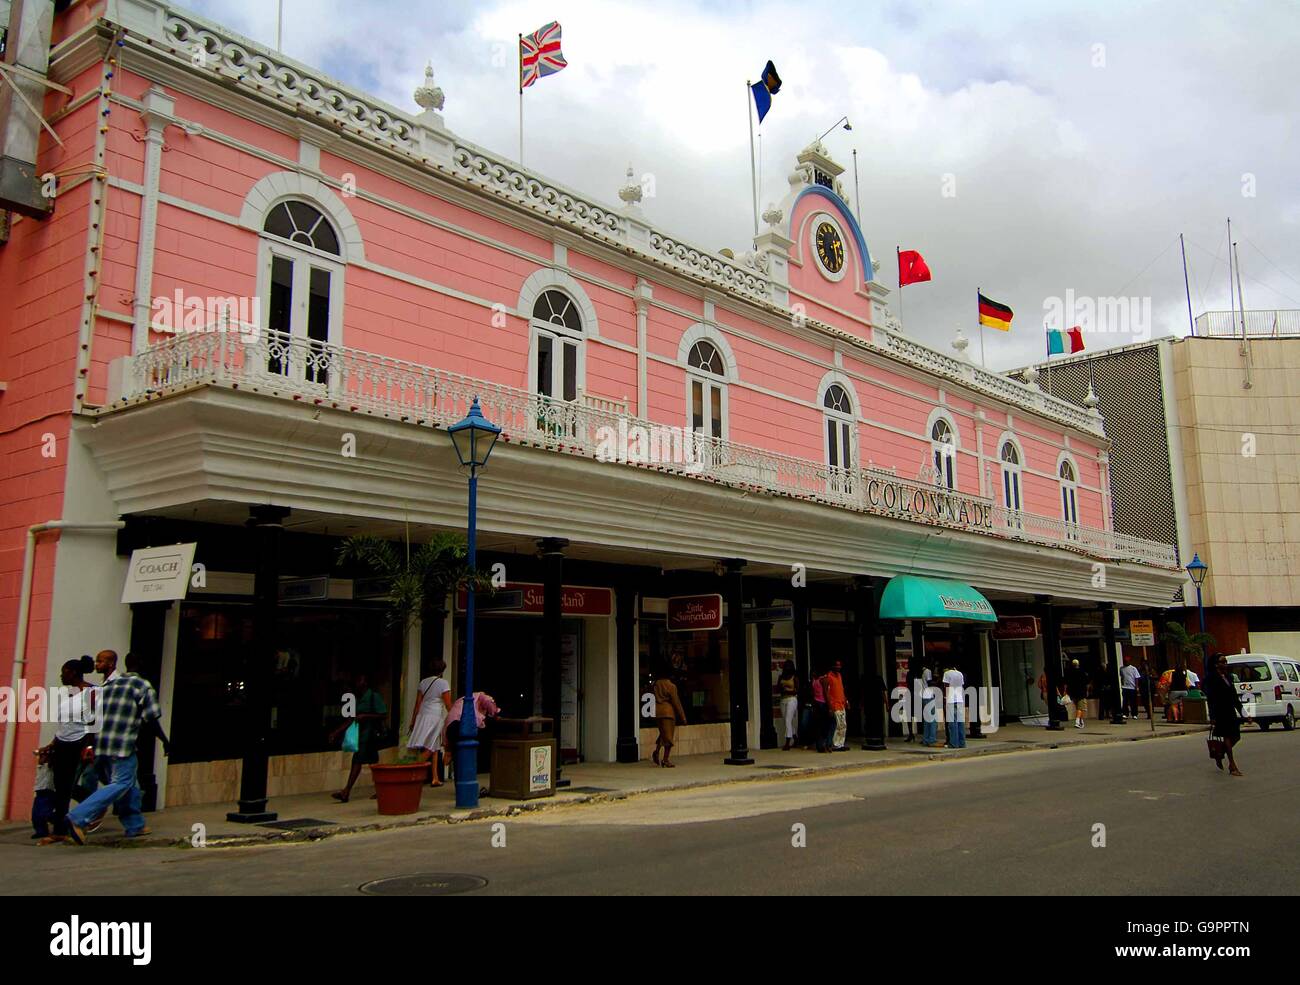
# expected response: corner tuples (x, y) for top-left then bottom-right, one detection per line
(751, 60), (782, 123)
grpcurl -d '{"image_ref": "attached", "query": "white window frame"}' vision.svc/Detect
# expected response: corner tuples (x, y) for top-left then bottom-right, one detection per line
(256, 228), (345, 387)
(929, 416), (958, 490)
(685, 340), (729, 442)
(528, 290), (586, 404)
(1059, 457), (1080, 534)
(822, 384), (856, 471)
(999, 439), (1024, 515)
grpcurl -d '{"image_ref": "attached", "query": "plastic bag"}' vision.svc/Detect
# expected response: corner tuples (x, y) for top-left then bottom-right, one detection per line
(342, 721), (359, 753)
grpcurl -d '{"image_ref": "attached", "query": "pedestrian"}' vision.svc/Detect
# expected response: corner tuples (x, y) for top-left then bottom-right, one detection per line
(942, 662), (966, 748)
(1166, 664), (1189, 721)
(330, 672), (388, 803)
(56, 666), (164, 843)
(777, 660), (799, 750)
(921, 672), (941, 747)
(406, 659), (451, 786)
(810, 668), (830, 752)
(1120, 658), (1140, 719)
(1205, 653), (1245, 777)
(650, 664), (688, 767)
(30, 748), (57, 839)
(825, 660), (849, 751)
(123, 652), (172, 755)
(41, 655), (95, 831)
(94, 649), (122, 685)
(443, 690), (500, 779)
(905, 663), (924, 743)
(1067, 658), (1089, 729)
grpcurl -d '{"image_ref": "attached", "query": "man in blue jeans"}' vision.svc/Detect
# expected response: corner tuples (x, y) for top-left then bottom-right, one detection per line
(61, 669), (163, 844)
(942, 663), (967, 748)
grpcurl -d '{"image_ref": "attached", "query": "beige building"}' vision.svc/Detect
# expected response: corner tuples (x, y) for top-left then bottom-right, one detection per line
(1013, 316), (1300, 665)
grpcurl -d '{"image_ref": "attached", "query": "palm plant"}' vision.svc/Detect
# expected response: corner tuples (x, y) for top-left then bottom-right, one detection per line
(1163, 620), (1216, 671)
(337, 531), (491, 640)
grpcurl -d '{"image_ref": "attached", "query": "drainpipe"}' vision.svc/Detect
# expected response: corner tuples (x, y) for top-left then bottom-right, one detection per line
(0, 519), (124, 819)
(130, 87), (175, 353)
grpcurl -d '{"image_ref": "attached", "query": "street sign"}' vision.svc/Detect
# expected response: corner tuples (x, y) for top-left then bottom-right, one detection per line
(1130, 619), (1155, 647)
(279, 576), (329, 602)
(744, 605), (793, 623)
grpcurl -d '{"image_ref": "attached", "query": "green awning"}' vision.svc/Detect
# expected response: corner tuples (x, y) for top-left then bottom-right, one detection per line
(879, 576), (996, 623)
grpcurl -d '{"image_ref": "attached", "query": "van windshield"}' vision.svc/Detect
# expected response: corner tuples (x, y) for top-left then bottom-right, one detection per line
(1230, 661), (1271, 683)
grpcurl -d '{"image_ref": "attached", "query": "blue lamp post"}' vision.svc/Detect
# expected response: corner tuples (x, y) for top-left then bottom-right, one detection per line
(1186, 552), (1209, 671)
(447, 397), (501, 809)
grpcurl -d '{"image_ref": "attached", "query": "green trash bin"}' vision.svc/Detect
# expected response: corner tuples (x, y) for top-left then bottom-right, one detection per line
(488, 717), (557, 800)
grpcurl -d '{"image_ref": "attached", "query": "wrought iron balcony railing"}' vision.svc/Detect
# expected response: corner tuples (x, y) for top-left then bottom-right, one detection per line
(108, 328), (1179, 569)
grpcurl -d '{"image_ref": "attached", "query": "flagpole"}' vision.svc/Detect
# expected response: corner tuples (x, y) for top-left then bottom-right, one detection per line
(977, 288), (986, 368)
(747, 81), (759, 237)
(852, 149), (862, 226)
(896, 246), (902, 327)
(518, 34), (524, 164)
(1180, 233), (1195, 338)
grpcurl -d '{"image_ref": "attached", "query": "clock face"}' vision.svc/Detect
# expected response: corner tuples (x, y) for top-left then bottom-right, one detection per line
(815, 221), (845, 275)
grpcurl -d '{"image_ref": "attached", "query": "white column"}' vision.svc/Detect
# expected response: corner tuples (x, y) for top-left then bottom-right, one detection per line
(132, 87), (176, 353)
(635, 278), (651, 417)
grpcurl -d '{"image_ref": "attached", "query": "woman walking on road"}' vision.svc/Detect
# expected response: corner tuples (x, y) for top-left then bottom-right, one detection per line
(1206, 653), (1245, 776)
(651, 663), (688, 767)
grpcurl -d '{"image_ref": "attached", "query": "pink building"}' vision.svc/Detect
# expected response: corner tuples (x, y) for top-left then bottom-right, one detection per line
(0, 0), (1180, 819)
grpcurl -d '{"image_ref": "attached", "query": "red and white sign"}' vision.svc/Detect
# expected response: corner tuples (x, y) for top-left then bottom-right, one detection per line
(455, 582), (612, 616)
(991, 615), (1040, 641)
(666, 594), (724, 632)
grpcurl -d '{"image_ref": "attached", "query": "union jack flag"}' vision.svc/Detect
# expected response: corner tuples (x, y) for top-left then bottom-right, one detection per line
(520, 21), (567, 89)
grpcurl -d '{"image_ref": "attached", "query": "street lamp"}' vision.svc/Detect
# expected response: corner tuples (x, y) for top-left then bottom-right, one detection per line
(816, 116), (852, 143)
(1185, 552), (1209, 674)
(447, 397), (501, 809)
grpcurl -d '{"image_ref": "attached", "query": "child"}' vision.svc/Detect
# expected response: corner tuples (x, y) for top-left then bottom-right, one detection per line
(31, 748), (57, 839)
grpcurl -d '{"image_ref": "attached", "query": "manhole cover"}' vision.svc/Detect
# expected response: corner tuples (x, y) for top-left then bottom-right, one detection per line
(359, 873), (488, 896)
(258, 818), (336, 830)
(561, 786), (615, 793)
(757, 764), (800, 770)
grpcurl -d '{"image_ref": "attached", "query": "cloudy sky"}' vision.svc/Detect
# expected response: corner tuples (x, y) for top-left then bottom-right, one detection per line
(190, 0), (1300, 369)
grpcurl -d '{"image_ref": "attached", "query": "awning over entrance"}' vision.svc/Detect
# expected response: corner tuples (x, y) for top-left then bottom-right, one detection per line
(879, 576), (997, 623)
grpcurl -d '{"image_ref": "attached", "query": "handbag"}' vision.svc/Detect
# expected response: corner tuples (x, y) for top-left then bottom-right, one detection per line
(1207, 731), (1224, 760)
(341, 721), (359, 753)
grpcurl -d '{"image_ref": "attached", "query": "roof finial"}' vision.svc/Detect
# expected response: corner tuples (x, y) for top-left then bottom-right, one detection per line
(414, 62), (445, 113)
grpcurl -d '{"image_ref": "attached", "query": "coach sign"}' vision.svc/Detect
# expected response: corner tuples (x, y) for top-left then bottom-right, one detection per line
(121, 543), (197, 604)
(667, 594), (724, 632)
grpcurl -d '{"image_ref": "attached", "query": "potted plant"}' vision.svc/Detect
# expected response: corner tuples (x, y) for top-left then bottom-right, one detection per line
(337, 531), (490, 813)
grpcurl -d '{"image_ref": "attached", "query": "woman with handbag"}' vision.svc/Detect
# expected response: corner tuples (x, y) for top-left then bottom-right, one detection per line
(407, 659), (452, 786)
(1205, 653), (1245, 776)
(330, 672), (389, 803)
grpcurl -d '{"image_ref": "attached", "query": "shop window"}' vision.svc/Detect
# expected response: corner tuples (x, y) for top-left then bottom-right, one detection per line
(931, 417), (957, 490)
(639, 614), (730, 725)
(260, 200), (343, 384)
(686, 340), (727, 443)
(169, 603), (400, 764)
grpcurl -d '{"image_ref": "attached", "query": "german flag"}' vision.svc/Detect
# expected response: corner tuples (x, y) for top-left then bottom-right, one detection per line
(977, 291), (1013, 331)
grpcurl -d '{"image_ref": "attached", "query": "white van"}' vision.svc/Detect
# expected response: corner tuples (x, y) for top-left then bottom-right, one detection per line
(1225, 653), (1300, 731)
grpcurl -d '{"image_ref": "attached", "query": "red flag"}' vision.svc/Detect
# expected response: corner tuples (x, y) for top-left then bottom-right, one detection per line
(898, 249), (932, 287)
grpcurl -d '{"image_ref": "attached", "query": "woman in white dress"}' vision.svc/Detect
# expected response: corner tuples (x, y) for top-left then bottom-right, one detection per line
(407, 659), (451, 786)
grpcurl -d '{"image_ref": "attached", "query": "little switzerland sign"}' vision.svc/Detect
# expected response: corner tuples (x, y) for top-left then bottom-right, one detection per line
(864, 478), (993, 530)
(667, 594), (724, 632)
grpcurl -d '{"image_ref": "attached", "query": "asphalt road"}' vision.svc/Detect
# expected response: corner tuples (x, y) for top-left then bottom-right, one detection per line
(4, 730), (1296, 895)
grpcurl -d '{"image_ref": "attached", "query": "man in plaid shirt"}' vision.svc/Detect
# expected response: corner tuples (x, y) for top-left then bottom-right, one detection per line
(62, 670), (163, 843)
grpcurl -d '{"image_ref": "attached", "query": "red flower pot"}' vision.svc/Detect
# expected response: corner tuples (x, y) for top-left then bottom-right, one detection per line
(369, 762), (430, 815)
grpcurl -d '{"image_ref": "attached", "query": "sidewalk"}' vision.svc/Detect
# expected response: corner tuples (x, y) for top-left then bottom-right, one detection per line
(1, 718), (1205, 850)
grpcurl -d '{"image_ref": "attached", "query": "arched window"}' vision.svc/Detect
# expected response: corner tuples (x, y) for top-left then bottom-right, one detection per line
(260, 200), (343, 384)
(687, 340), (726, 440)
(1059, 458), (1079, 530)
(531, 289), (583, 402)
(823, 383), (855, 471)
(1000, 441), (1023, 512)
(930, 418), (957, 490)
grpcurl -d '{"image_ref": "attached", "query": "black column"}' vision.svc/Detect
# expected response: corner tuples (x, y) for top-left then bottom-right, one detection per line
(615, 583), (639, 763)
(1039, 595), (1064, 731)
(722, 558), (753, 765)
(227, 505), (289, 823)
(538, 538), (568, 782)
(756, 599), (778, 749)
(127, 600), (170, 812)
(793, 594), (810, 688)
(856, 577), (886, 751)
